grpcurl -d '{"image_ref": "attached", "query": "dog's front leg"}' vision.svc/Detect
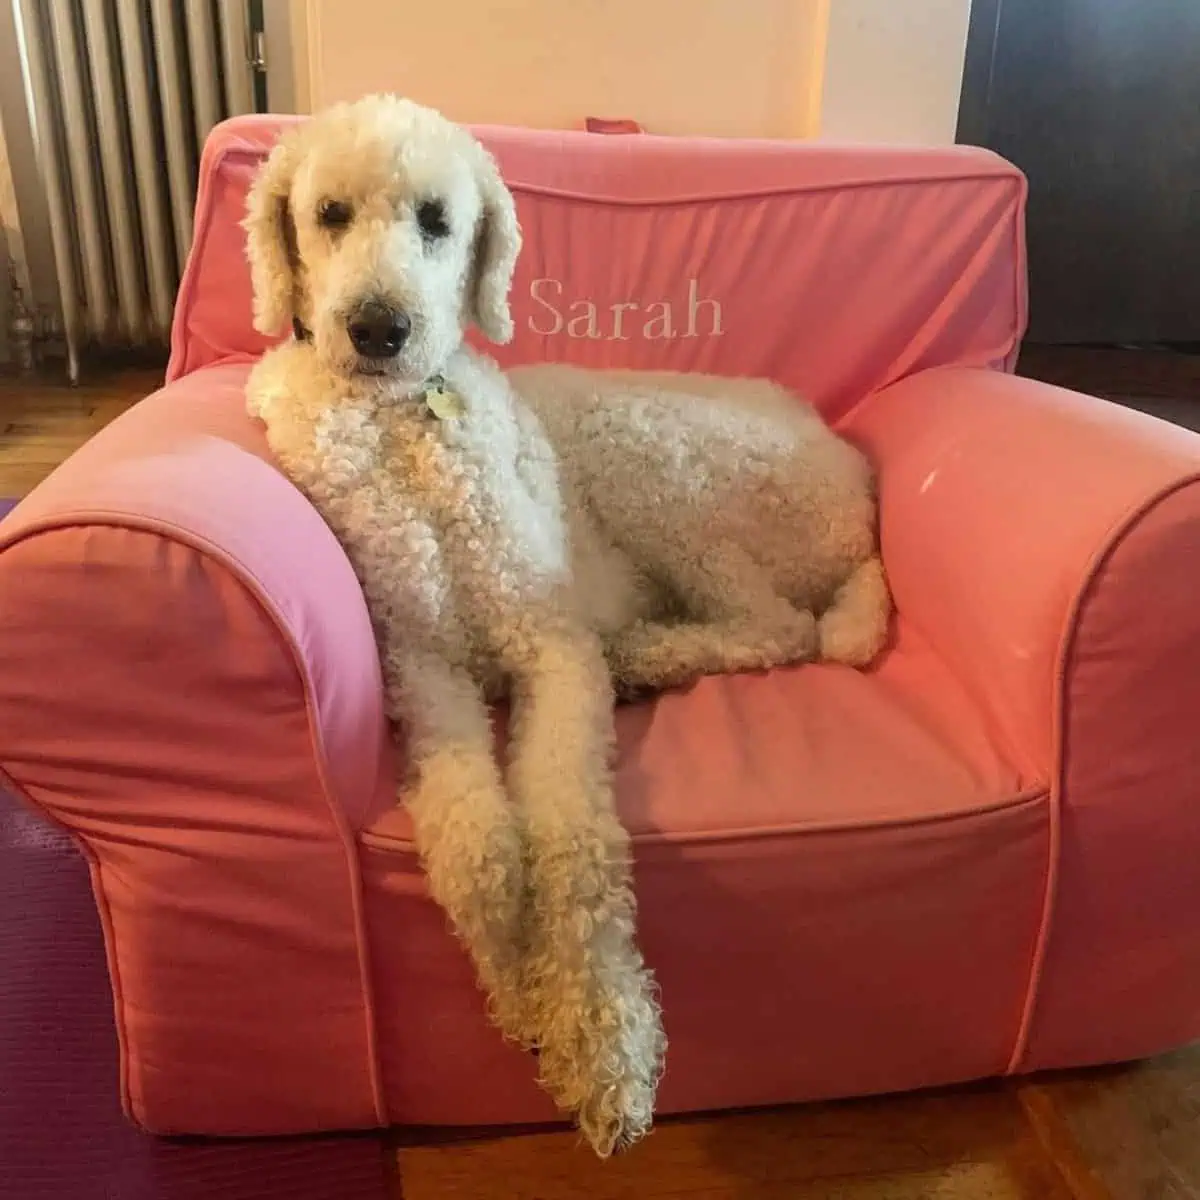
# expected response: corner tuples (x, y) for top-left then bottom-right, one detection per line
(386, 648), (531, 1045)
(504, 627), (666, 1157)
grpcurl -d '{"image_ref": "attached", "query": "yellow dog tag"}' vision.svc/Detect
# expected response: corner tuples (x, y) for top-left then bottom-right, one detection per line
(424, 377), (465, 420)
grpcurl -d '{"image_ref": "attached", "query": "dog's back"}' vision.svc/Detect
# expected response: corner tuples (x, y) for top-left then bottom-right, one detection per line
(511, 363), (878, 611)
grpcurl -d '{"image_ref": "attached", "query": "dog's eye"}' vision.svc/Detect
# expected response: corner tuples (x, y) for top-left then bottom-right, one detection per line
(317, 199), (353, 230)
(416, 199), (449, 241)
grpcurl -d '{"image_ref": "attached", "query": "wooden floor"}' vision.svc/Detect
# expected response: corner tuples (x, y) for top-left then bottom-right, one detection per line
(2, 349), (1200, 1199)
(0, 364), (162, 496)
(390, 1052), (1200, 1200)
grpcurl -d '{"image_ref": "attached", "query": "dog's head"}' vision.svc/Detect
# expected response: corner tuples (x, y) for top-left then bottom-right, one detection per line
(243, 94), (521, 384)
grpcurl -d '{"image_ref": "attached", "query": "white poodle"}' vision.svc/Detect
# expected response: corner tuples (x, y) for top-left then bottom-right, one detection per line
(241, 94), (889, 1155)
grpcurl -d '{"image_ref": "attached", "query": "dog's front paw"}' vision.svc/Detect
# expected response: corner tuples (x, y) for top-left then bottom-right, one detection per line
(523, 825), (666, 1156)
(577, 964), (666, 1157)
(533, 946), (666, 1157)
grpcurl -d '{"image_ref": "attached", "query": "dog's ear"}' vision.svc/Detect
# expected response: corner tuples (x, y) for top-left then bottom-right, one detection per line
(243, 136), (300, 336)
(469, 150), (521, 344)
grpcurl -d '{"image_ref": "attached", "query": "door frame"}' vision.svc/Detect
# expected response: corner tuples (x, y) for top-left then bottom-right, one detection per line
(956, 0), (1003, 145)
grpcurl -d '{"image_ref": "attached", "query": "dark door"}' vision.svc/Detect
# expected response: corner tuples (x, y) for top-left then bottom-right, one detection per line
(958, 0), (1200, 345)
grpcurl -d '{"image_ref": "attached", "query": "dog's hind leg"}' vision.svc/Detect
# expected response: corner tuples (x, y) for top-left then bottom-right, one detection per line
(387, 649), (531, 1044)
(608, 540), (820, 694)
(817, 555), (891, 667)
(606, 610), (815, 695)
(504, 625), (665, 1157)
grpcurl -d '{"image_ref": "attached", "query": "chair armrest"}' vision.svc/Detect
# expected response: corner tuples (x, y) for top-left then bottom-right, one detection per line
(0, 364), (391, 1134)
(847, 364), (1200, 1073)
(845, 365), (1200, 778)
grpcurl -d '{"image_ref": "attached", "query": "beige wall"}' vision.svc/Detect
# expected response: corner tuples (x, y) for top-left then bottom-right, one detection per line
(304, 0), (828, 137)
(296, 0), (972, 144)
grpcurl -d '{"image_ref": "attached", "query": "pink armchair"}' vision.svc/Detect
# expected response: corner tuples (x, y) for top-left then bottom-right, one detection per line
(3, 115), (1200, 1195)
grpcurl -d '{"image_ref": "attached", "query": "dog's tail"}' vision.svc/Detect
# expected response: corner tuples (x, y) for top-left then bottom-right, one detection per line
(817, 555), (891, 667)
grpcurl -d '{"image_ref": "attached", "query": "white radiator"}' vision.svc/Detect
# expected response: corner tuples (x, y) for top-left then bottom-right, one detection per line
(13, 0), (257, 376)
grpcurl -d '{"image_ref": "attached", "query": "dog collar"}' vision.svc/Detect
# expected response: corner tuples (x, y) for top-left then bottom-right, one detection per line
(422, 374), (465, 420)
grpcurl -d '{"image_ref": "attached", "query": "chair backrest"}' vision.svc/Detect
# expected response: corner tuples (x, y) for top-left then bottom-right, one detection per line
(168, 114), (1027, 423)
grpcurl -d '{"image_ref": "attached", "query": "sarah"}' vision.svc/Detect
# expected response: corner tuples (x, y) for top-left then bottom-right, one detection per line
(527, 277), (724, 341)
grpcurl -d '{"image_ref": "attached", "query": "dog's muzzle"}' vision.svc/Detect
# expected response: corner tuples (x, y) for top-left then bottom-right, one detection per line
(346, 301), (411, 359)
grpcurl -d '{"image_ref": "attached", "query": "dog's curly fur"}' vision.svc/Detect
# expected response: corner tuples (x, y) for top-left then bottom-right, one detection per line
(242, 93), (890, 1156)
(243, 95), (662, 1155)
(511, 366), (891, 692)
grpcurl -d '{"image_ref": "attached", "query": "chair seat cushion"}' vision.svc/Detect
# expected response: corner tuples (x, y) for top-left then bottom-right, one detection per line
(362, 619), (1047, 1125)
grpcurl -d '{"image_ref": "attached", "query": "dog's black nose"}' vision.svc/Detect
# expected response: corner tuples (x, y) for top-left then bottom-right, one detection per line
(347, 302), (410, 358)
